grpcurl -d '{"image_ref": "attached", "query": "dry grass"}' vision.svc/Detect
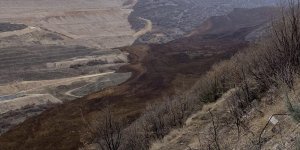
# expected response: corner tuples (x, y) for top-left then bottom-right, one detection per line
(150, 82), (300, 150)
(122, 2), (300, 149)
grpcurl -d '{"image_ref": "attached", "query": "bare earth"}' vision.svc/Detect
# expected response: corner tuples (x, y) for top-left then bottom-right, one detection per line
(0, 2), (283, 148)
(0, 0), (142, 49)
(0, 0), (150, 135)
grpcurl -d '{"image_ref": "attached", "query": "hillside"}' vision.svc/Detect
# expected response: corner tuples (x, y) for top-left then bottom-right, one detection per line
(151, 86), (300, 150)
(129, 0), (277, 43)
(0, 7), (278, 150)
(148, 4), (300, 150)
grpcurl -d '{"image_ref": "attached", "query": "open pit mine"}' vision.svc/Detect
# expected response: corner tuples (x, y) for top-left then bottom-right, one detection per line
(0, 0), (141, 135)
(0, 0), (279, 149)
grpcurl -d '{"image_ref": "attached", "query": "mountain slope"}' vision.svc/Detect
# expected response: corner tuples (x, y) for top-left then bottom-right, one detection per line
(150, 86), (300, 150)
(0, 7), (278, 150)
(129, 0), (277, 43)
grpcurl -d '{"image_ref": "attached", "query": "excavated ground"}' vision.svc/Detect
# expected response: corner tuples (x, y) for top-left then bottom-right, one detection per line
(0, 0), (156, 137)
(0, 0), (138, 49)
(0, 7), (278, 150)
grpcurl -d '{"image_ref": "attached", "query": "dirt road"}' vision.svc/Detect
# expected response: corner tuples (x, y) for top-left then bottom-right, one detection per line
(133, 17), (152, 37)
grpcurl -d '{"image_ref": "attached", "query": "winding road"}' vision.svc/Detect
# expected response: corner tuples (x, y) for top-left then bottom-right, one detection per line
(133, 17), (153, 37)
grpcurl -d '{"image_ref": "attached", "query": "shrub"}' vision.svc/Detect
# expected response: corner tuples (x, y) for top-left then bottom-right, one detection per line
(84, 109), (123, 150)
(88, 1), (300, 149)
(286, 93), (300, 122)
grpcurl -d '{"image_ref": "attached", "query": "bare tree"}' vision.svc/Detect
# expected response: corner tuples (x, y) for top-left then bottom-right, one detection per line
(209, 110), (221, 150)
(122, 121), (149, 150)
(82, 108), (122, 150)
(143, 104), (168, 139)
(258, 114), (289, 150)
(268, 0), (300, 88)
(99, 110), (122, 150)
(227, 98), (243, 140)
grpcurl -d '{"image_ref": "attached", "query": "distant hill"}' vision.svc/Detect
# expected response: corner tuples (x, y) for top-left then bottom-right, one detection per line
(129, 0), (278, 43)
(188, 7), (279, 38)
